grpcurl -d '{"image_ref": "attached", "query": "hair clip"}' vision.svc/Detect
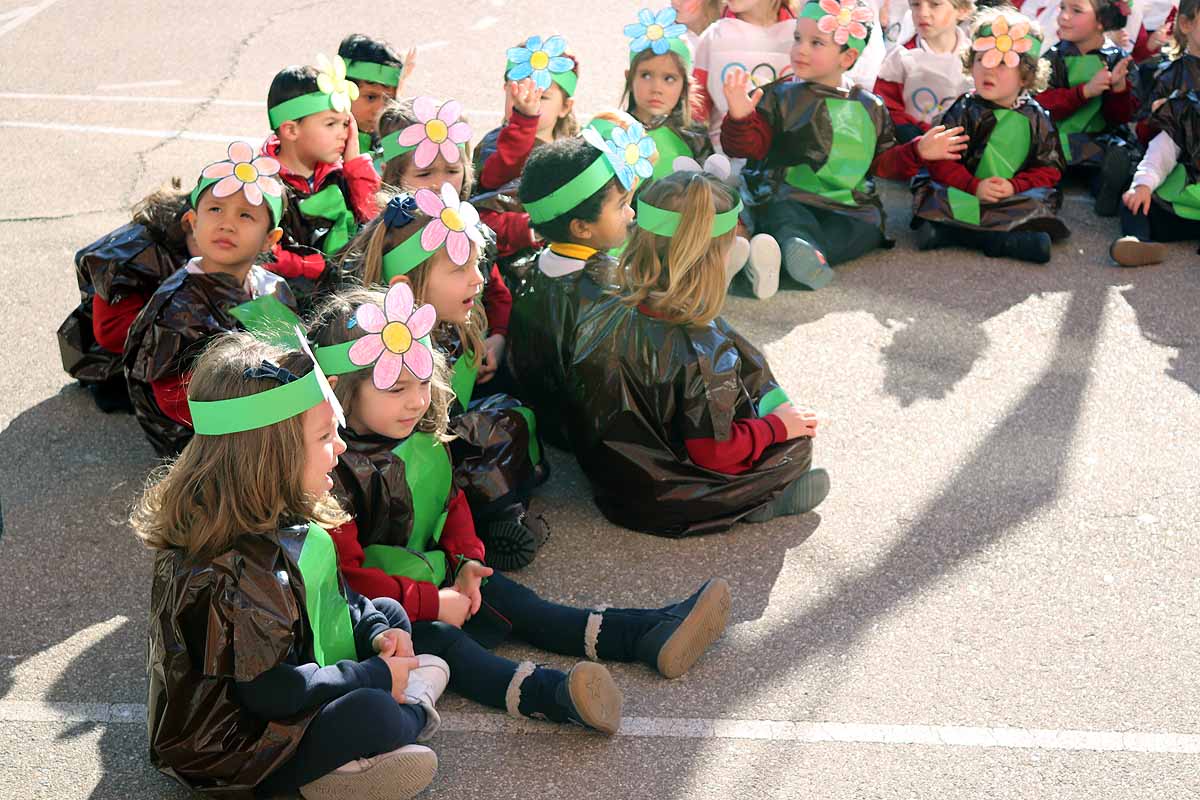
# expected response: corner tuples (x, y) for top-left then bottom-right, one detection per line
(244, 360), (300, 385)
(383, 194), (420, 229)
(672, 153), (733, 182)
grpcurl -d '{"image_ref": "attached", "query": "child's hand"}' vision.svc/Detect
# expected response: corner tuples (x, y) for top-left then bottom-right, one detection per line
(976, 177), (1010, 203)
(1123, 184), (1153, 214)
(344, 114), (361, 160)
(508, 79), (544, 118)
(1112, 29), (1131, 50)
(1149, 22), (1173, 53)
(437, 588), (472, 627)
(373, 628), (415, 658)
(1082, 66), (1113, 99)
(992, 178), (1015, 199)
(397, 47), (417, 96)
(453, 560), (494, 616)
(1111, 57), (1132, 93)
(773, 403), (819, 440)
(1152, 97), (1168, 112)
(478, 333), (506, 384)
(722, 69), (763, 121)
(382, 655), (421, 703)
(916, 125), (969, 162)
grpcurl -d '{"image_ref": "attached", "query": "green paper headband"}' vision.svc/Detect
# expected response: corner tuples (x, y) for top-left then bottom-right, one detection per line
(189, 177), (284, 227)
(315, 334), (433, 376)
(505, 58), (579, 97)
(382, 231), (440, 280)
(523, 152), (615, 224)
(636, 195), (743, 238)
(344, 59), (402, 87)
(800, 0), (870, 53)
(629, 36), (692, 71)
(189, 366), (325, 435)
(268, 91), (337, 129)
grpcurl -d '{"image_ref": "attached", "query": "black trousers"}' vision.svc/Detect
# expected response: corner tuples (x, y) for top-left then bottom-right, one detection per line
(757, 200), (885, 266)
(1120, 202), (1200, 243)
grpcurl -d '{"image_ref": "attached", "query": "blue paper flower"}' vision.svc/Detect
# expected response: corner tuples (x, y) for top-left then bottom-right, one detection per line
(505, 35), (575, 91)
(584, 122), (657, 191)
(623, 8), (689, 56)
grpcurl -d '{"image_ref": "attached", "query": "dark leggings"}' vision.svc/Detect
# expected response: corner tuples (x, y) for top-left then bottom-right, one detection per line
(758, 200), (885, 266)
(1120, 202), (1200, 243)
(259, 598), (426, 795)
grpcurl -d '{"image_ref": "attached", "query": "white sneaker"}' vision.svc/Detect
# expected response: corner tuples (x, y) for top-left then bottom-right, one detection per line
(724, 235), (751, 286)
(405, 654), (450, 741)
(745, 234), (781, 299)
(300, 743), (437, 800)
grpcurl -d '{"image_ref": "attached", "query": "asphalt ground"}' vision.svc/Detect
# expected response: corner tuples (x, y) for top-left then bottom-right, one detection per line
(1, 1), (1198, 798)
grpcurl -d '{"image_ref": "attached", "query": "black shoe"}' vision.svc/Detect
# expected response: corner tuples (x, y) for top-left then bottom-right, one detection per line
(1095, 148), (1132, 217)
(634, 578), (732, 679)
(985, 231), (1051, 264)
(554, 662), (623, 734)
(481, 515), (540, 571)
(915, 222), (947, 251)
(745, 468), (831, 523)
(88, 379), (133, 414)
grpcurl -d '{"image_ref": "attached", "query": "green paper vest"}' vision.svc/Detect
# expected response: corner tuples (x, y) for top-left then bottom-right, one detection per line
(361, 432), (453, 586)
(298, 184), (358, 255)
(948, 110), (1033, 226)
(1056, 56), (1107, 161)
(785, 99), (876, 206)
(450, 352), (542, 468)
(1155, 164), (1200, 220)
(297, 523), (359, 666)
(228, 294), (302, 345)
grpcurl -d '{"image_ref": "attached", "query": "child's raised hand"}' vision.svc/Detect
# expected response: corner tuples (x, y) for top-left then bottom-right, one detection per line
(437, 588), (473, 627)
(1111, 57), (1132, 93)
(722, 69), (763, 121)
(1152, 97), (1168, 112)
(1082, 66), (1113, 99)
(773, 403), (819, 440)
(344, 114), (361, 160)
(398, 47), (417, 95)
(382, 655), (421, 703)
(1112, 29), (1132, 50)
(373, 627), (415, 658)
(916, 125), (969, 162)
(1123, 184), (1153, 215)
(478, 333), (507, 384)
(508, 79), (544, 118)
(1149, 22), (1173, 52)
(453, 560), (494, 616)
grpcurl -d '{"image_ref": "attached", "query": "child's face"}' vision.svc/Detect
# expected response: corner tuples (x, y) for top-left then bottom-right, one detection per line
(351, 80), (396, 134)
(347, 369), (432, 440)
(536, 83), (574, 138)
(1057, 0), (1103, 43)
(1179, 12), (1200, 53)
(972, 55), (1025, 106)
(726, 0), (772, 17)
(188, 189), (277, 269)
(791, 19), (857, 83)
(671, 0), (706, 28)
(630, 53), (686, 123)
(291, 110), (351, 164)
(417, 246), (486, 326)
(577, 183), (635, 252)
(910, 0), (966, 38)
(401, 153), (466, 196)
(300, 400), (346, 495)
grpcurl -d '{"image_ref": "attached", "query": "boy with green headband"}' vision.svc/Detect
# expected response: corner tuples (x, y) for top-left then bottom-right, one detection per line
(720, 0), (968, 294)
(338, 33), (415, 168)
(124, 142), (300, 456)
(261, 55), (382, 306)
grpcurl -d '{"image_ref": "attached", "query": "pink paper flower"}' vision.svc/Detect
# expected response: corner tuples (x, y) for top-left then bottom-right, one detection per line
(414, 183), (485, 266)
(348, 282), (437, 389)
(817, 0), (873, 46)
(200, 141), (282, 206)
(972, 16), (1034, 69)
(396, 97), (473, 168)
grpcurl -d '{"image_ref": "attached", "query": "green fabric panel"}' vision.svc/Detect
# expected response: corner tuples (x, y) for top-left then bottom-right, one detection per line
(784, 99), (875, 206)
(1155, 163), (1200, 220)
(974, 109), (1032, 180)
(451, 351), (478, 408)
(757, 386), (789, 417)
(392, 431), (453, 550)
(512, 405), (543, 467)
(297, 184), (357, 255)
(948, 186), (981, 226)
(229, 295), (301, 345)
(357, 131), (373, 154)
(648, 126), (693, 181)
(362, 544), (448, 587)
(1057, 56), (1107, 160)
(297, 523), (359, 666)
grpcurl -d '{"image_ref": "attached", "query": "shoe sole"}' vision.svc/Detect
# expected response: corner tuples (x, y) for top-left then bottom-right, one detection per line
(1110, 238), (1165, 267)
(725, 237), (751, 285)
(300, 748), (437, 800)
(483, 521), (538, 571)
(746, 235), (781, 299)
(656, 578), (732, 680)
(567, 662), (623, 735)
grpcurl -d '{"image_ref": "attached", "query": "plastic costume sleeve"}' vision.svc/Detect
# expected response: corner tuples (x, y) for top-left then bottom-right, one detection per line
(739, 78), (897, 232)
(911, 93), (1070, 237)
(123, 265), (298, 456)
(271, 175), (358, 310)
(1147, 92), (1200, 220)
(1041, 40), (1141, 166)
(58, 222), (188, 385)
(505, 251), (620, 450)
(147, 525), (363, 797)
(564, 296), (813, 537)
(468, 129), (545, 289)
(1134, 54), (1200, 128)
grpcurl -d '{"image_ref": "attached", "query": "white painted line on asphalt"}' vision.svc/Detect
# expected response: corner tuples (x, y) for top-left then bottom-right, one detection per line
(472, 16), (499, 30)
(0, 0), (61, 40)
(3, 702), (1198, 755)
(0, 92), (504, 118)
(97, 79), (184, 91)
(0, 120), (259, 144)
(418, 40), (450, 51)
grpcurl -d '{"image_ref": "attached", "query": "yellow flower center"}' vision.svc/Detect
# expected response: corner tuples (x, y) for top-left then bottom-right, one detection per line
(996, 34), (1013, 52)
(425, 119), (449, 143)
(647, 24), (664, 40)
(624, 143), (641, 165)
(441, 208), (465, 231)
(530, 50), (550, 70)
(234, 162), (258, 183)
(382, 322), (413, 354)
(837, 8), (853, 24)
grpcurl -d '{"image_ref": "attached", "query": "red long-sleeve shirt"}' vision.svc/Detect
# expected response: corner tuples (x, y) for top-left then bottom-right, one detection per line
(482, 262), (512, 336)
(478, 111), (539, 191)
(329, 489), (486, 623)
(1132, 9), (1176, 63)
(480, 208), (537, 259)
(92, 293), (146, 354)
(925, 158), (1061, 196)
(685, 414), (789, 475)
(1035, 83), (1136, 126)
(150, 372), (192, 426)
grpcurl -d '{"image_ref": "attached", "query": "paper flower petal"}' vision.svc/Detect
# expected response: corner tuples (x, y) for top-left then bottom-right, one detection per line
(651, 38), (670, 55)
(253, 156), (280, 177)
(257, 176), (282, 197)
(446, 121), (472, 144)
(639, 8), (656, 25)
(655, 7), (676, 26)
(414, 187), (445, 217)
(632, 34), (651, 52)
(993, 16), (1009, 35)
(439, 139), (462, 164)
(507, 61), (534, 81)
(384, 281), (415, 323)
(543, 35), (566, 57)
(437, 99), (463, 124)
(973, 36), (996, 51)
(403, 339), (434, 380)
(819, 15), (840, 34)
(413, 95), (438, 123)
(372, 350), (405, 390)
(349, 333), (386, 366)
(820, 0), (841, 13)
(624, 23), (647, 38)
(547, 56), (575, 75)
(355, 303), (387, 334)
(242, 181), (263, 206)
(446, 230), (470, 265)
(421, 219), (449, 251)
(212, 175), (243, 198)
(981, 48), (1003, 68)
(439, 182), (460, 209)
(406, 303), (437, 339)
(1003, 50), (1020, 68)
(459, 201), (481, 229)
(413, 138), (441, 168)
(664, 23), (688, 39)
(201, 161), (235, 179)
(397, 124), (428, 147)
(507, 46), (533, 62)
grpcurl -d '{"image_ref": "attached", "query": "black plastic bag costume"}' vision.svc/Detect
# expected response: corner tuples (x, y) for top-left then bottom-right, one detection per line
(911, 93), (1070, 238)
(1145, 91), (1200, 222)
(1135, 54), (1200, 124)
(469, 129), (545, 289)
(57, 223), (187, 395)
(124, 265), (298, 456)
(1041, 40), (1140, 166)
(273, 172), (360, 310)
(565, 297), (813, 537)
(505, 250), (620, 450)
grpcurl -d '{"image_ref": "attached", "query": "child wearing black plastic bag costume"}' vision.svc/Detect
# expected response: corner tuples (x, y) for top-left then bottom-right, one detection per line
(911, 9), (1070, 264)
(565, 166), (830, 537)
(343, 188), (549, 570)
(133, 332), (449, 800)
(308, 285), (731, 735)
(338, 33), (415, 170)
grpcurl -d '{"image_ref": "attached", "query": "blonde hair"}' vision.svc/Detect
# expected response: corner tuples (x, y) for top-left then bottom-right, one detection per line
(963, 8), (1051, 92)
(947, 0), (977, 14)
(308, 286), (455, 439)
(132, 178), (191, 251)
(378, 98), (476, 199)
(130, 333), (347, 560)
(619, 171), (736, 326)
(621, 48), (699, 128)
(337, 190), (487, 368)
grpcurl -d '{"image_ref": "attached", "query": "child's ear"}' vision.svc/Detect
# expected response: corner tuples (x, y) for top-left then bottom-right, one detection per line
(262, 227), (283, 252)
(182, 209), (197, 229)
(560, 97), (576, 119)
(568, 217), (593, 242)
(840, 47), (861, 71)
(278, 120), (300, 142)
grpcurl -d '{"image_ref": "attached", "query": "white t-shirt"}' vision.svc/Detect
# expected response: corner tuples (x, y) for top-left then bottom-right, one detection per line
(184, 259), (284, 298)
(874, 27), (973, 126)
(694, 15), (798, 134)
(843, 0), (889, 89)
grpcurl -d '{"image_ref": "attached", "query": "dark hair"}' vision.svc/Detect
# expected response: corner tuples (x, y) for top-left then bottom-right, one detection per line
(267, 65), (320, 123)
(1171, 0), (1200, 57)
(518, 136), (620, 243)
(132, 179), (191, 252)
(338, 33), (403, 73)
(1093, 0), (1130, 32)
